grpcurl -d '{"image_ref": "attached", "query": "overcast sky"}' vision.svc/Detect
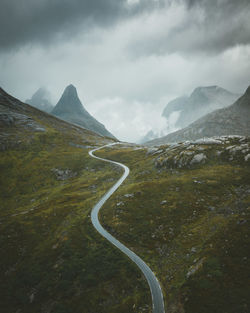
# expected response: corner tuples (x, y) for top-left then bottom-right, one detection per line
(1, 0), (250, 142)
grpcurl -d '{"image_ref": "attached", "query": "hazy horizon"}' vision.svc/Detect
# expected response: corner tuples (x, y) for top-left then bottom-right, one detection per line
(1, 0), (250, 142)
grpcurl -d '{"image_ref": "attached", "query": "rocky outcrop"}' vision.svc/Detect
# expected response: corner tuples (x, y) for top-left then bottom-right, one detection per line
(152, 135), (250, 169)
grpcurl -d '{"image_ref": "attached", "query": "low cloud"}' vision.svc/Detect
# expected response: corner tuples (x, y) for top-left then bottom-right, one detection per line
(87, 97), (168, 142)
(2, 0), (249, 55)
(127, 0), (250, 57)
(0, 0), (162, 52)
(0, 0), (250, 142)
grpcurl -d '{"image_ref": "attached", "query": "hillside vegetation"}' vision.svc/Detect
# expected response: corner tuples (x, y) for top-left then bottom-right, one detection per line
(0, 88), (151, 313)
(96, 137), (250, 313)
(1, 87), (250, 313)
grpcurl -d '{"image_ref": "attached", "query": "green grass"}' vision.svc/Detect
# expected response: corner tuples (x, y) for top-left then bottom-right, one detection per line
(0, 111), (151, 313)
(96, 139), (250, 313)
(1, 95), (249, 313)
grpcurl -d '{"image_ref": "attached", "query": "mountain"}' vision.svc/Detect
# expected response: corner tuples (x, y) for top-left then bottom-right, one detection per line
(96, 139), (250, 313)
(0, 87), (149, 313)
(51, 84), (115, 139)
(146, 85), (250, 145)
(26, 87), (53, 113)
(140, 85), (239, 143)
(1, 86), (249, 313)
(162, 86), (240, 129)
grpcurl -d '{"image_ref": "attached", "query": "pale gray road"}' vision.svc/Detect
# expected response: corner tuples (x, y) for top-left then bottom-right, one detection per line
(89, 143), (165, 313)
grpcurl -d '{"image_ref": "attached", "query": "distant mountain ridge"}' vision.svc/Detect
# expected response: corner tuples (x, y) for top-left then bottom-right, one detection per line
(140, 85), (240, 143)
(162, 85), (240, 129)
(51, 84), (115, 139)
(26, 88), (53, 113)
(146, 85), (250, 145)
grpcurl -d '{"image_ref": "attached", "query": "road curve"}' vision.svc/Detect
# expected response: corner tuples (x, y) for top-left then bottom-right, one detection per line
(89, 143), (165, 313)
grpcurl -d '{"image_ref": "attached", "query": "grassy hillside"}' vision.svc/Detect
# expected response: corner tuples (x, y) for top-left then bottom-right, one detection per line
(0, 89), (151, 313)
(96, 137), (250, 313)
(1, 87), (250, 313)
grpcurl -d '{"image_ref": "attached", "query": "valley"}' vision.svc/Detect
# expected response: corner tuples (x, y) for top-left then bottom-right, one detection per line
(0, 86), (249, 313)
(1, 1), (250, 312)
(96, 138), (250, 313)
(0, 88), (151, 313)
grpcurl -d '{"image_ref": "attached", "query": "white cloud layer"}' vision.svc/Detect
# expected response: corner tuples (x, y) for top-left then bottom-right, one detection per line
(0, 1), (250, 142)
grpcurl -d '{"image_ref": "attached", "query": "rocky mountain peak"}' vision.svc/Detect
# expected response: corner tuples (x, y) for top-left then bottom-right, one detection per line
(52, 84), (85, 115)
(146, 84), (250, 145)
(26, 87), (53, 113)
(51, 84), (115, 139)
(62, 84), (78, 98)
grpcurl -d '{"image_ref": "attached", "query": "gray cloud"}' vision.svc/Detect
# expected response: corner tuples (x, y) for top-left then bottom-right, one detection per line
(0, 0), (249, 142)
(127, 0), (250, 56)
(1, 0), (249, 55)
(0, 0), (166, 52)
(0, 0), (123, 50)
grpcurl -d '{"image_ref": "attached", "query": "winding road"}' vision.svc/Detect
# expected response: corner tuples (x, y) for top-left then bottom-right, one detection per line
(89, 143), (165, 313)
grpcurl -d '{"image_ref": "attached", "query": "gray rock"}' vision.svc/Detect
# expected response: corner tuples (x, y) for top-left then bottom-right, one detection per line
(245, 154), (250, 161)
(190, 153), (207, 164)
(51, 84), (115, 139)
(51, 168), (77, 180)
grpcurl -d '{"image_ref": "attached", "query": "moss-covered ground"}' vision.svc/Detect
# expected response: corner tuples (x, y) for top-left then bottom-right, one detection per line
(1, 90), (249, 313)
(0, 97), (151, 313)
(96, 138), (250, 313)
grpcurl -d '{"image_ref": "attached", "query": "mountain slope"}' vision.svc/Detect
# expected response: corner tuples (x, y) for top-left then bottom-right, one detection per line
(146, 85), (250, 145)
(51, 84), (115, 139)
(26, 87), (53, 113)
(96, 139), (250, 313)
(162, 86), (240, 129)
(0, 87), (151, 313)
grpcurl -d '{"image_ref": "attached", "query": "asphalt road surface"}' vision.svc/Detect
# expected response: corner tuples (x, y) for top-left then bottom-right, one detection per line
(89, 143), (165, 313)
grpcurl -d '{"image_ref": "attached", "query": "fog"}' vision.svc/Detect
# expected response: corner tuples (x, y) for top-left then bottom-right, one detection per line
(1, 0), (250, 142)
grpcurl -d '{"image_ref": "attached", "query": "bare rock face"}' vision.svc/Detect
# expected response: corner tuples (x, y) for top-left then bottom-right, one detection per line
(0, 112), (45, 131)
(51, 84), (115, 139)
(190, 153), (207, 165)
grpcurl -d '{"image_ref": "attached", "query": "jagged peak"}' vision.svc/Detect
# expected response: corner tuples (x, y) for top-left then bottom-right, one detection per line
(52, 84), (86, 116)
(62, 84), (78, 97)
